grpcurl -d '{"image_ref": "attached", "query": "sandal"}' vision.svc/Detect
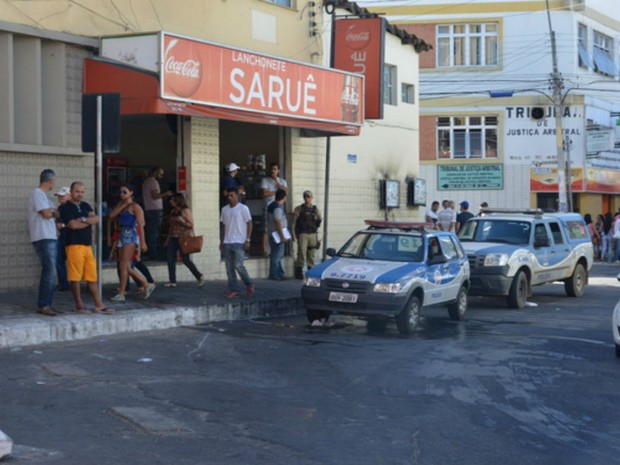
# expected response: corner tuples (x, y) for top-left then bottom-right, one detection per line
(95, 307), (114, 315)
(75, 307), (92, 315)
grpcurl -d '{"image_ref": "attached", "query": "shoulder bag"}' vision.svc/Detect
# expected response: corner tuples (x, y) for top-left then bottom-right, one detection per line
(179, 229), (204, 255)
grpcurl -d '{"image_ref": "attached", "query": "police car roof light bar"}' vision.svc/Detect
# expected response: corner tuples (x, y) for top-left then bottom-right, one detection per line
(364, 219), (433, 233)
(482, 208), (544, 218)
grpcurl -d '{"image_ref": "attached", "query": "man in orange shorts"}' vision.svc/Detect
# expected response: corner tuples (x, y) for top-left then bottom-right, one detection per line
(59, 182), (113, 314)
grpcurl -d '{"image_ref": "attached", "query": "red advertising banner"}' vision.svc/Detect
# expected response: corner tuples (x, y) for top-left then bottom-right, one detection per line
(585, 168), (620, 193)
(530, 167), (584, 192)
(177, 166), (187, 193)
(160, 33), (363, 126)
(333, 17), (386, 120)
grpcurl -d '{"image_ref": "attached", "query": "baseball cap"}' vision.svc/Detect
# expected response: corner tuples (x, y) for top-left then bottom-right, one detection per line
(55, 186), (70, 196)
(459, 201), (469, 209)
(226, 163), (240, 172)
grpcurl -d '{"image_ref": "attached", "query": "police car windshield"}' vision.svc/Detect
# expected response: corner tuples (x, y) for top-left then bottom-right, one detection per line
(338, 232), (425, 262)
(458, 219), (531, 245)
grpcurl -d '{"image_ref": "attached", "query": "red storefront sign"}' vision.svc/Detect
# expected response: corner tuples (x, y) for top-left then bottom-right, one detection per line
(161, 32), (363, 126)
(333, 18), (386, 120)
(177, 166), (187, 192)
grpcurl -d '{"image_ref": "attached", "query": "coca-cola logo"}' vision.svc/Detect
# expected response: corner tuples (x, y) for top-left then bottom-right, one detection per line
(164, 39), (203, 97)
(344, 24), (371, 50)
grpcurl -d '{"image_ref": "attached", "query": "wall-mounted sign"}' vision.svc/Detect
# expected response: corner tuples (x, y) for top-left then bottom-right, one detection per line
(586, 128), (613, 154)
(530, 167), (584, 192)
(333, 17), (385, 120)
(379, 179), (400, 208)
(347, 153), (357, 164)
(504, 105), (585, 166)
(437, 164), (503, 190)
(160, 32), (364, 126)
(585, 168), (620, 193)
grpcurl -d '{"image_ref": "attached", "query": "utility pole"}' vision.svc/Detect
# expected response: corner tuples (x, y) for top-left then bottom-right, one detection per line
(546, 0), (568, 212)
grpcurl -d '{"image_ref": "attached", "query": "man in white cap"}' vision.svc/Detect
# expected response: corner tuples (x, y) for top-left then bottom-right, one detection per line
(222, 163), (245, 205)
(54, 186), (71, 291)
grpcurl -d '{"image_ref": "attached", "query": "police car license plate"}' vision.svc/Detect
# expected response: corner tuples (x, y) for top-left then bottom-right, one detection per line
(329, 292), (358, 303)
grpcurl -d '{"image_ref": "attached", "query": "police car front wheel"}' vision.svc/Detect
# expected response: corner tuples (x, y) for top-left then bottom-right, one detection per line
(396, 295), (421, 335)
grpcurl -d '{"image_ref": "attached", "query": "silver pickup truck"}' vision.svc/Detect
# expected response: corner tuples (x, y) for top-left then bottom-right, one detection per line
(458, 211), (593, 308)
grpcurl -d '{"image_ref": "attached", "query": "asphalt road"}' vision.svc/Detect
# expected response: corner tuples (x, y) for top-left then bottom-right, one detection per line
(2, 264), (619, 465)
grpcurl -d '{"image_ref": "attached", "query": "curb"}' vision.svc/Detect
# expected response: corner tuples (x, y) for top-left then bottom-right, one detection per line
(0, 297), (305, 348)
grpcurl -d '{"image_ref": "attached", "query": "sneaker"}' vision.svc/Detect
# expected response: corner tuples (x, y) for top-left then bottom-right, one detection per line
(143, 283), (157, 300)
(110, 294), (126, 303)
(246, 284), (255, 298)
(225, 291), (240, 299)
(163, 282), (177, 288)
(197, 277), (205, 288)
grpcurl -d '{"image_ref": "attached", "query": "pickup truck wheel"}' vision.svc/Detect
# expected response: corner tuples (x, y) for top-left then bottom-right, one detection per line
(448, 285), (468, 321)
(306, 309), (330, 324)
(507, 271), (528, 309)
(396, 295), (420, 335)
(564, 263), (586, 297)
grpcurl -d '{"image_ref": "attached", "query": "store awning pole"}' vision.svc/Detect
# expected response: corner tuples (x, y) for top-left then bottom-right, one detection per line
(96, 95), (103, 297)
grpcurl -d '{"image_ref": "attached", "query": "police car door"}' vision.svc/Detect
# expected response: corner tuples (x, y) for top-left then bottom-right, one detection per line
(437, 236), (461, 303)
(532, 222), (554, 284)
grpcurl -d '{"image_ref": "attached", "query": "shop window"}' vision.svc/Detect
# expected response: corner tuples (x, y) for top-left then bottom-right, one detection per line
(436, 116), (498, 159)
(593, 31), (618, 77)
(437, 23), (498, 68)
(383, 64), (397, 106)
(401, 83), (415, 104)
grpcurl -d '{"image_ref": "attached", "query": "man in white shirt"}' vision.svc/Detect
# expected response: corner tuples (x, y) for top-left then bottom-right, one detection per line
(28, 169), (60, 316)
(221, 187), (254, 299)
(437, 200), (457, 232)
(425, 201), (440, 228)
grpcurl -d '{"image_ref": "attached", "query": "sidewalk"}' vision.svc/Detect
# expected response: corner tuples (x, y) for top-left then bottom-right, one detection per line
(0, 278), (304, 348)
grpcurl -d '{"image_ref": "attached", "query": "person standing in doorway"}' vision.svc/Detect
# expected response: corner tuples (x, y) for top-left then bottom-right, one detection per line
(54, 186), (71, 292)
(261, 162), (288, 254)
(222, 163), (245, 206)
(267, 189), (290, 280)
(59, 181), (113, 315)
(28, 169), (60, 316)
(220, 187), (254, 299)
(293, 190), (321, 279)
(142, 166), (172, 259)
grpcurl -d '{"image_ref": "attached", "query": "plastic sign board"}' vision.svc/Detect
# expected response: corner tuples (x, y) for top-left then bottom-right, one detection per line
(160, 32), (363, 126)
(333, 18), (385, 120)
(438, 164), (503, 190)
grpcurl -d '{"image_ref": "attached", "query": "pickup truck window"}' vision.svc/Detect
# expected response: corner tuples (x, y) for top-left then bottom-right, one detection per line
(534, 223), (550, 245)
(459, 219), (530, 245)
(549, 221), (564, 244)
(565, 221), (588, 240)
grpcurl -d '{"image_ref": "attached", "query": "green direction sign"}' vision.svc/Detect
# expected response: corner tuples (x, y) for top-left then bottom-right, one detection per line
(437, 164), (503, 190)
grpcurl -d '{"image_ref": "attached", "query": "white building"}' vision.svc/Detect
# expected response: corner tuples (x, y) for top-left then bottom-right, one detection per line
(360, 0), (620, 217)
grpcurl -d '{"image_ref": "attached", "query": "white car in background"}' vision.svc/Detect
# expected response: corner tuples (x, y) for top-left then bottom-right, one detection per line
(613, 273), (620, 358)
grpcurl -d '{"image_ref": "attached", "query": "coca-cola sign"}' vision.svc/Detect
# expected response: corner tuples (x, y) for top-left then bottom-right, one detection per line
(163, 39), (202, 97)
(344, 24), (372, 50)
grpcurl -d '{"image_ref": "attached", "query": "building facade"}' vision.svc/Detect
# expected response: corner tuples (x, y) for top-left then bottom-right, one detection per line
(362, 0), (620, 218)
(0, 0), (427, 290)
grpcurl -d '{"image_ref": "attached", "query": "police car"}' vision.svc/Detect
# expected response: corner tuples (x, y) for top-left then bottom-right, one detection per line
(458, 210), (593, 308)
(301, 220), (470, 334)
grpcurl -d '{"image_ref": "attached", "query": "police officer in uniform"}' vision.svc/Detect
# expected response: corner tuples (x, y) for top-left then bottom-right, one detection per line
(293, 190), (322, 279)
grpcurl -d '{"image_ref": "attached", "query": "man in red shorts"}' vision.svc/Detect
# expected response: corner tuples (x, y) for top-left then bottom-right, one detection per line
(59, 181), (113, 314)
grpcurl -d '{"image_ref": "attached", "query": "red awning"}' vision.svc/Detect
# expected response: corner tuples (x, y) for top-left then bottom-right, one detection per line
(83, 58), (360, 136)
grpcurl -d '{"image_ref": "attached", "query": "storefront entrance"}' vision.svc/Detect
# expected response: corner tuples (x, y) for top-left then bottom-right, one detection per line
(219, 120), (287, 257)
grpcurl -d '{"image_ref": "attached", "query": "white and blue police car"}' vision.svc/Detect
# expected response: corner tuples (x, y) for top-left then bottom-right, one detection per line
(301, 221), (470, 334)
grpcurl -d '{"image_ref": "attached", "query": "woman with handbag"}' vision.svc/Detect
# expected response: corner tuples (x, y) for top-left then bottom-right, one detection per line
(164, 193), (205, 288)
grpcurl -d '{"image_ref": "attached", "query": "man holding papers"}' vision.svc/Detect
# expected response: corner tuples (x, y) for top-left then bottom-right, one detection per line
(267, 189), (289, 280)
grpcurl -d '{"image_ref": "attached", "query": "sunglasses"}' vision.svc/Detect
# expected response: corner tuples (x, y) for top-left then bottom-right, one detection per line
(120, 189), (130, 194)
